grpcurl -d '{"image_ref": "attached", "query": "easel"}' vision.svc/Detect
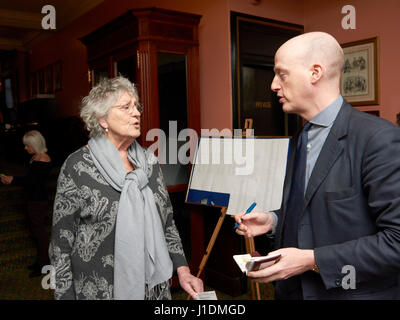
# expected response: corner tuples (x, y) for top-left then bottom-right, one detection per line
(187, 118), (261, 300)
(242, 118), (261, 300)
(187, 206), (227, 300)
(244, 237), (261, 300)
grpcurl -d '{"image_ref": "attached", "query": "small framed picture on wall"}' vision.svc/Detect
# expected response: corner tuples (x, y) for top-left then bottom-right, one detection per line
(340, 37), (379, 106)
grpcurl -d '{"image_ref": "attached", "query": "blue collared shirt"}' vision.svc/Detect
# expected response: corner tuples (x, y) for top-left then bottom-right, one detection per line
(269, 95), (343, 235)
(305, 95), (343, 192)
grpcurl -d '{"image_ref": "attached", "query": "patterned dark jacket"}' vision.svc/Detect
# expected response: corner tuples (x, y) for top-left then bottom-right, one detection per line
(49, 146), (187, 300)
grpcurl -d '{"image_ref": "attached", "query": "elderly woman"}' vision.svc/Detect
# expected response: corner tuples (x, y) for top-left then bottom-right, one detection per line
(50, 76), (203, 300)
(1, 130), (52, 277)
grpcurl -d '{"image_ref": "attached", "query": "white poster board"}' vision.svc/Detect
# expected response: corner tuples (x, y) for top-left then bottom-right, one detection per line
(186, 137), (290, 215)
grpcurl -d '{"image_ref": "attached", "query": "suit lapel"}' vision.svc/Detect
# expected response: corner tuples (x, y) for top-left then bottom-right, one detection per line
(303, 135), (343, 209)
(302, 101), (352, 212)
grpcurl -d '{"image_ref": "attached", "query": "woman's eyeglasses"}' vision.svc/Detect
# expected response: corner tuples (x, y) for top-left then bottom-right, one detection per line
(114, 101), (143, 114)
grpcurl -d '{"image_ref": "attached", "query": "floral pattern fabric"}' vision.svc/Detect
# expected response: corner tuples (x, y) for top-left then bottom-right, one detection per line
(49, 146), (187, 300)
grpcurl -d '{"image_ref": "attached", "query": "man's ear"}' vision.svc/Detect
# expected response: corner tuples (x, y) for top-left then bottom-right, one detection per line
(310, 64), (323, 83)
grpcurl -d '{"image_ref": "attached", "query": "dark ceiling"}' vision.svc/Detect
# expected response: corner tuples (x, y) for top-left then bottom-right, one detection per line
(0, 0), (104, 51)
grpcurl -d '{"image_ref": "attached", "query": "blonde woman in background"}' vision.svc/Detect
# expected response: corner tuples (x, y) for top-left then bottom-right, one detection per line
(1, 130), (52, 277)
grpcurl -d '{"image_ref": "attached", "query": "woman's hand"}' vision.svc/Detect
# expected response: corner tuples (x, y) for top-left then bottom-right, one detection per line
(234, 211), (274, 238)
(0, 175), (13, 185)
(177, 266), (203, 299)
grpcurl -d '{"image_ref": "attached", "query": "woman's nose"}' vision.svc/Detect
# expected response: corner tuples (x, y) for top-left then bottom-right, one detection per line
(132, 105), (141, 116)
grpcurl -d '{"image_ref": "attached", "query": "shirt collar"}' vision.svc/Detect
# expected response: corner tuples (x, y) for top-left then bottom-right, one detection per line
(310, 95), (343, 128)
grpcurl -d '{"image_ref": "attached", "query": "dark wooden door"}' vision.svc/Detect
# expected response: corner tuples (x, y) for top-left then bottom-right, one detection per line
(231, 12), (304, 137)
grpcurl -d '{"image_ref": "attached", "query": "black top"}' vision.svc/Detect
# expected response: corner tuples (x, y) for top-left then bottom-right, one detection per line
(12, 160), (52, 202)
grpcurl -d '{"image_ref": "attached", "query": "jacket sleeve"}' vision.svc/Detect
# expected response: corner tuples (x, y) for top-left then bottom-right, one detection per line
(12, 168), (34, 187)
(164, 199), (189, 271)
(49, 160), (81, 299)
(11, 175), (27, 187)
(314, 125), (400, 290)
(12, 163), (39, 187)
(267, 210), (279, 237)
(158, 164), (188, 270)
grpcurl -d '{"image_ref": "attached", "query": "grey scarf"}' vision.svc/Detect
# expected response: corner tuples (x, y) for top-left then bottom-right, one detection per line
(88, 135), (173, 299)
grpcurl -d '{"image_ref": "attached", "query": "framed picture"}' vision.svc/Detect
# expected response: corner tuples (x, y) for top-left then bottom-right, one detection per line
(340, 37), (379, 106)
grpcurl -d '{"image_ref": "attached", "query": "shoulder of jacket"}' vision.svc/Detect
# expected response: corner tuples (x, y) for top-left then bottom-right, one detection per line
(62, 146), (89, 170)
(348, 107), (397, 136)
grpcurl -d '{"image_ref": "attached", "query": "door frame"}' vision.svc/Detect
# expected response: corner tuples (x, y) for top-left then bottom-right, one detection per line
(230, 11), (304, 134)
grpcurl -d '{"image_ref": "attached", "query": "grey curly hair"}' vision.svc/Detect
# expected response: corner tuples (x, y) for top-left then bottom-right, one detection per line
(80, 76), (140, 137)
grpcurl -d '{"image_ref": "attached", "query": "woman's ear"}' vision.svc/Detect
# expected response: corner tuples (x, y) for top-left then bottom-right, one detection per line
(98, 118), (108, 130)
(310, 64), (323, 84)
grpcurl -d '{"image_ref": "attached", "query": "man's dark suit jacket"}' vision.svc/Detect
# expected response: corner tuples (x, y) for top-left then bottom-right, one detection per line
(274, 100), (400, 299)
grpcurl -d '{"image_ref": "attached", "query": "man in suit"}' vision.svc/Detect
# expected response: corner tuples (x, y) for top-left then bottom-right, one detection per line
(235, 32), (400, 299)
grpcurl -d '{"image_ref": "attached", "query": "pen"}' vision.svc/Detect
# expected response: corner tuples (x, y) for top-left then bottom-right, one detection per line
(234, 202), (256, 229)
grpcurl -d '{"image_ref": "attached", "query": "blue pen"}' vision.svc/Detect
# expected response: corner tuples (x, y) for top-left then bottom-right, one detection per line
(234, 202), (257, 229)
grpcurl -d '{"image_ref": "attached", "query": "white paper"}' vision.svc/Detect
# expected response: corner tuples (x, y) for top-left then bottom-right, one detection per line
(233, 254), (252, 273)
(233, 253), (281, 274)
(189, 137), (290, 215)
(196, 291), (218, 300)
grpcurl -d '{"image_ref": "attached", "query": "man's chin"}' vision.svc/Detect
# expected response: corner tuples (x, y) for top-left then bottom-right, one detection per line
(282, 103), (292, 113)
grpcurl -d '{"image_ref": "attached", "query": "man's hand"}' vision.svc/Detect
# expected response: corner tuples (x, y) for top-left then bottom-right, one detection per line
(234, 211), (274, 238)
(177, 266), (204, 299)
(247, 248), (315, 283)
